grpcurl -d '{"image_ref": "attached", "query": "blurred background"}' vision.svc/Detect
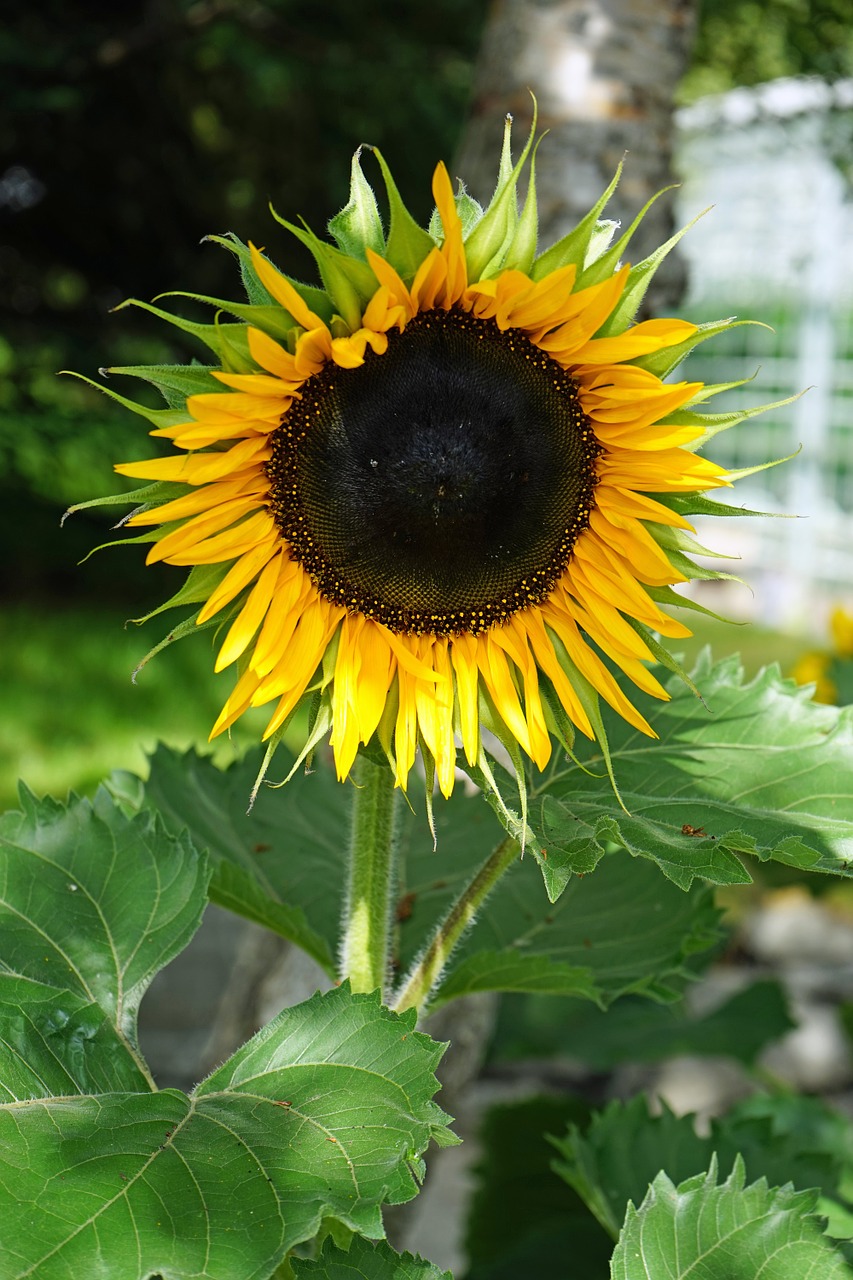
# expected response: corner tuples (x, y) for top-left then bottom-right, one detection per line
(3, 0), (853, 805)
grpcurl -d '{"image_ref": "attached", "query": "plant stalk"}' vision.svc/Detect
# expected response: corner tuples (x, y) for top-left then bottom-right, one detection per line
(392, 835), (519, 1015)
(340, 753), (400, 998)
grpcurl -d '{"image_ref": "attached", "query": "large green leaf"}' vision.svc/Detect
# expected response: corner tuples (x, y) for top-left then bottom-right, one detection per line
(135, 745), (354, 972)
(138, 748), (720, 1011)
(0, 985), (453, 1280)
(527, 654), (853, 895)
(491, 978), (794, 1068)
(610, 1157), (852, 1279)
(0, 787), (209, 1098)
(552, 1094), (847, 1243)
(292, 1236), (451, 1279)
(426, 852), (719, 1008)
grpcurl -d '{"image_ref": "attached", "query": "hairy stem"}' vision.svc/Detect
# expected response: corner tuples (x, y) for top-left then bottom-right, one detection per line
(340, 754), (400, 997)
(392, 835), (519, 1015)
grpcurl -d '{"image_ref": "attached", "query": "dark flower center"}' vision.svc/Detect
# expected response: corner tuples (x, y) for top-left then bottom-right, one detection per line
(266, 308), (600, 635)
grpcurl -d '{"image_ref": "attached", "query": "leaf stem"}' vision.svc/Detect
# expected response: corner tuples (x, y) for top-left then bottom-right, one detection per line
(392, 835), (519, 1015)
(339, 754), (400, 997)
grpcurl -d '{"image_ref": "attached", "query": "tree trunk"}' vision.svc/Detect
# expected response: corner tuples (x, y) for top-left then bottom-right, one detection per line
(455, 0), (698, 310)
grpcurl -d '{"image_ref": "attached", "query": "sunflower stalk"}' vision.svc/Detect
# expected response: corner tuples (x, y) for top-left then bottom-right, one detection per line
(392, 834), (519, 1016)
(339, 753), (401, 997)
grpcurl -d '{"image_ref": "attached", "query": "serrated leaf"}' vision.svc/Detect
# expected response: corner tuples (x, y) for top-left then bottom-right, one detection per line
(139, 748), (720, 1011)
(516, 655), (853, 892)
(292, 1235), (451, 1279)
(610, 1156), (852, 1279)
(0, 788), (209, 1099)
(0, 985), (452, 1280)
(429, 852), (719, 1009)
(139, 745), (353, 972)
(553, 1095), (840, 1243)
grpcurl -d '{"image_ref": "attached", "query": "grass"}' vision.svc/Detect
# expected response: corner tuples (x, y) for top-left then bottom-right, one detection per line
(0, 599), (813, 813)
(0, 601), (271, 810)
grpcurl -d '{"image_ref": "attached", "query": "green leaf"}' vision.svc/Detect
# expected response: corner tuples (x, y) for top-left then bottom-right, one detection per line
(492, 978), (794, 1069)
(0, 787), (209, 1099)
(523, 655), (853, 892)
(328, 146), (386, 261)
(428, 853), (719, 1008)
(139, 748), (720, 1010)
(0, 985), (453, 1280)
(292, 1235), (451, 1279)
(610, 1156), (852, 1279)
(553, 1095), (840, 1244)
(464, 1097), (612, 1280)
(139, 744), (354, 973)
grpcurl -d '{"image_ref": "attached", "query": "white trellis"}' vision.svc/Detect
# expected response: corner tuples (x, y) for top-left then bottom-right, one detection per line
(673, 77), (853, 634)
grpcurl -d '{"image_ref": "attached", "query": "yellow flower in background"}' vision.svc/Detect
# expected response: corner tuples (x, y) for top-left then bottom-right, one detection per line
(791, 651), (837, 705)
(792, 606), (853, 706)
(78, 120), (770, 802)
(831, 607), (853, 660)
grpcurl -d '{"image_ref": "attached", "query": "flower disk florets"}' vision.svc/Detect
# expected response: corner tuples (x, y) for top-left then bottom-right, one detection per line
(267, 307), (601, 637)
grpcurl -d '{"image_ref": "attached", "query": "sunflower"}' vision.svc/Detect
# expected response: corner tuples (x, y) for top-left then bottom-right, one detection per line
(81, 121), (761, 801)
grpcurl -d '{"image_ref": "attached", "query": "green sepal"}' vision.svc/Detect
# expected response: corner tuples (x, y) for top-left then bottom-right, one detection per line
(328, 145), (386, 261)
(128, 563), (231, 627)
(683, 371), (760, 407)
(627, 619), (705, 702)
(157, 290), (295, 342)
(62, 479), (186, 521)
(653, 523), (732, 561)
(104, 361), (222, 408)
(537, 675), (577, 756)
(257, 695), (337, 806)
(663, 548), (742, 584)
(419, 738), (438, 849)
(596, 207), (707, 336)
(271, 209), (377, 331)
(546, 626), (626, 814)
(635, 318), (767, 379)
(60, 371), (186, 429)
(657, 491), (781, 521)
(78, 525), (167, 563)
(584, 219), (620, 267)
(131, 611), (219, 683)
(476, 682), (531, 845)
(111, 297), (248, 365)
(577, 185), (676, 291)
(727, 448), (802, 482)
(213, 314), (256, 373)
(376, 674), (402, 776)
(205, 232), (335, 321)
(501, 134), (542, 273)
(666, 390), (805, 452)
(531, 161), (623, 280)
(429, 181), (484, 243)
(371, 148), (435, 285)
(465, 114), (537, 281)
(467, 752), (531, 854)
(646, 583), (738, 625)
